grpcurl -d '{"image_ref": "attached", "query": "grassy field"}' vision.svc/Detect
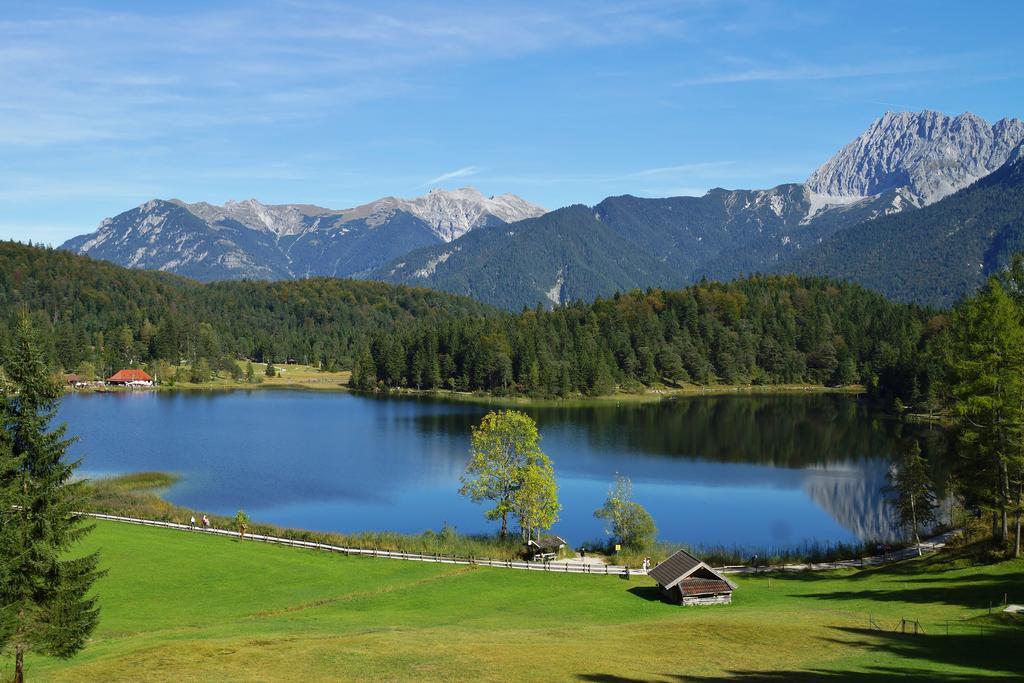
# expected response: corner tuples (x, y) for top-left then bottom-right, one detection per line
(11, 521), (1023, 681)
(71, 363), (351, 393)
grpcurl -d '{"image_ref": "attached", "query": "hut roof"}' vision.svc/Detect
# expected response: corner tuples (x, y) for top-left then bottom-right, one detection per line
(526, 535), (566, 553)
(679, 578), (732, 596)
(108, 369), (153, 382)
(648, 549), (735, 590)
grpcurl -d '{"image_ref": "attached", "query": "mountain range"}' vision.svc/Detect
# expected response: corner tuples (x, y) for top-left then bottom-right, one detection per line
(61, 188), (546, 282)
(62, 110), (1024, 309)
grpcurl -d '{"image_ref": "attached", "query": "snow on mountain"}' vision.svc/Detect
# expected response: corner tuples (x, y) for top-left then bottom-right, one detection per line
(806, 110), (1024, 206)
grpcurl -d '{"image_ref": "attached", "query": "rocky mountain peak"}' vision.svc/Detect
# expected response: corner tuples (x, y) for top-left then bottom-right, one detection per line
(805, 110), (1024, 205)
(399, 186), (546, 242)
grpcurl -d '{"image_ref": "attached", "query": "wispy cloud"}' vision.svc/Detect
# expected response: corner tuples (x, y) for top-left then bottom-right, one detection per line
(678, 56), (958, 86)
(0, 2), (691, 148)
(628, 161), (736, 177)
(424, 166), (480, 186)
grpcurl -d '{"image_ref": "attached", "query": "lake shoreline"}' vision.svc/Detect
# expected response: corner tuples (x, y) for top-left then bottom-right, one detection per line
(67, 377), (866, 408)
(85, 471), (910, 568)
(63, 388), (913, 551)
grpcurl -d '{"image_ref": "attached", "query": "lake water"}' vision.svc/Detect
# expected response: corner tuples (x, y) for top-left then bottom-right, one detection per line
(58, 390), (933, 550)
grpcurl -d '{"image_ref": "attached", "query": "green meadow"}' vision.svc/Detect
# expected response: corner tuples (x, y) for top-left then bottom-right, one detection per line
(9, 520), (1023, 681)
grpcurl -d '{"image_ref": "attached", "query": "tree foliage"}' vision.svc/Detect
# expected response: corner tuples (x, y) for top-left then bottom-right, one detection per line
(0, 241), (492, 380)
(594, 474), (656, 550)
(458, 411), (559, 539)
(949, 277), (1024, 546)
(886, 441), (938, 556)
(0, 316), (103, 681)
(362, 275), (934, 398)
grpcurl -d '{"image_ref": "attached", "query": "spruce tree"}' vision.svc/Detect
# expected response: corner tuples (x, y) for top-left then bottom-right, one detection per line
(886, 441), (938, 556)
(0, 316), (103, 682)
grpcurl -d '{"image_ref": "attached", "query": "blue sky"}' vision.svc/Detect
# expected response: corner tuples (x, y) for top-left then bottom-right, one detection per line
(2, 0), (1022, 244)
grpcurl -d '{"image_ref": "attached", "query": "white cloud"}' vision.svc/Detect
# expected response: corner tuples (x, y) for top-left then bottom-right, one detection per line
(424, 166), (480, 186)
(0, 2), (691, 147)
(678, 56), (963, 86)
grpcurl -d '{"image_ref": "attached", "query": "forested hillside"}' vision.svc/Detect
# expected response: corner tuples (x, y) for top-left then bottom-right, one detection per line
(353, 275), (939, 400)
(1, 241), (940, 403)
(785, 147), (1024, 305)
(0, 241), (493, 377)
(379, 205), (676, 310)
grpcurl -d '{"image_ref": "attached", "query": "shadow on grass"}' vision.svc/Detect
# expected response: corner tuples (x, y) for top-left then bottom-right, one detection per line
(582, 669), (1011, 682)
(795, 569), (1024, 610)
(627, 586), (665, 602)
(577, 624), (1022, 682)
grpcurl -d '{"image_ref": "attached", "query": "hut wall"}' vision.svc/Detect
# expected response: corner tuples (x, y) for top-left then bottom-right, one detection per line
(680, 593), (732, 606)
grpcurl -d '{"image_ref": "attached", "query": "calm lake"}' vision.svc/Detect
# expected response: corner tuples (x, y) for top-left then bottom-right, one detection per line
(58, 390), (938, 550)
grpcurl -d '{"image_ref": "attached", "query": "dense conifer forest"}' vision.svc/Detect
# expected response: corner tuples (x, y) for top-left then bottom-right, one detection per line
(352, 274), (940, 399)
(0, 241), (493, 378)
(0, 241), (943, 404)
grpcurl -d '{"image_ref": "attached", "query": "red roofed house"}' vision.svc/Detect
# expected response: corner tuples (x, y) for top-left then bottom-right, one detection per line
(647, 549), (736, 606)
(107, 369), (154, 387)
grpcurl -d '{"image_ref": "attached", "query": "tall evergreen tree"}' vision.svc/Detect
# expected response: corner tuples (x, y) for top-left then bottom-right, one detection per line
(0, 316), (103, 682)
(950, 278), (1024, 544)
(886, 441), (938, 556)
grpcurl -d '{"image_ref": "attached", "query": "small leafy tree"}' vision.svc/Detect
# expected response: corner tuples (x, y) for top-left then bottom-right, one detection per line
(0, 316), (103, 682)
(75, 361), (97, 381)
(512, 455), (560, 542)
(234, 510), (250, 538)
(459, 410), (558, 538)
(594, 473), (657, 550)
(886, 441), (938, 556)
(245, 361), (256, 384)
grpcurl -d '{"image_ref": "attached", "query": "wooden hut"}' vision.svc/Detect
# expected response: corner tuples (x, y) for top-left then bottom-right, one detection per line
(524, 535), (566, 562)
(647, 549), (735, 606)
(107, 369), (154, 387)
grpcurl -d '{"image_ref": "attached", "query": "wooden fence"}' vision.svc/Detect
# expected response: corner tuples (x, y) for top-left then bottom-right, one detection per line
(83, 512), (642, 576)
(84, 512), (956, 578)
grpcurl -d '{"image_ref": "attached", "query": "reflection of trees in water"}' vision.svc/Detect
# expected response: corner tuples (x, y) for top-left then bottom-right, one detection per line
(411, 394), (946, 469)
(403, 394), (956, 542)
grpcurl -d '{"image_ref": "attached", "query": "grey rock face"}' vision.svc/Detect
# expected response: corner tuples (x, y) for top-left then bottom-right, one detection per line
(806, 111), (1024, 205)
(61, 189), (546, 281)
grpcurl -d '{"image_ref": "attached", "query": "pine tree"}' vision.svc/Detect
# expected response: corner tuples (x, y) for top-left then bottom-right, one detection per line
(0, 316), (103, 682)
(245, 361), (256, 384)
(950, 278), (1024, 544)
(886, 440), (938, 556)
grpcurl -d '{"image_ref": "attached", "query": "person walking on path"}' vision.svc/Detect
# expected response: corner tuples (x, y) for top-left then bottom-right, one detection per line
(189, 515), (196, 530)
(201, 514), (210, 530)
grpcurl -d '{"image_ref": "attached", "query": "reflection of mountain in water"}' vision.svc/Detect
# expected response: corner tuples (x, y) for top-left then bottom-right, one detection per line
(803, 460), (900, 541)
